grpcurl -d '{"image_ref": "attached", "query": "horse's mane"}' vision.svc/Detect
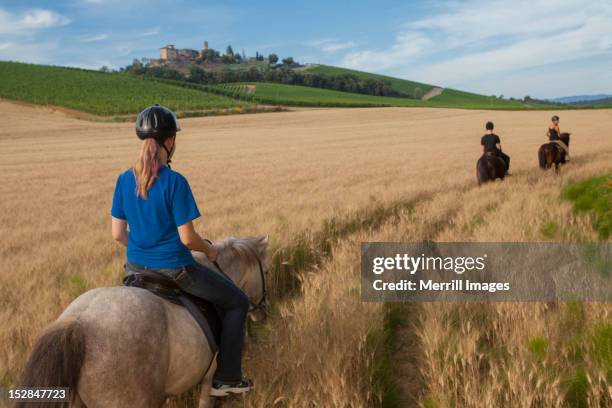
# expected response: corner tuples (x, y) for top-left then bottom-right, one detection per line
(216, 236), (268, 267)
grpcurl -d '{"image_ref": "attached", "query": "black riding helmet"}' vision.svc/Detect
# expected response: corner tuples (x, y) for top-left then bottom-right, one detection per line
(135, 104), (181, 166)
(552, 115), (560, 122)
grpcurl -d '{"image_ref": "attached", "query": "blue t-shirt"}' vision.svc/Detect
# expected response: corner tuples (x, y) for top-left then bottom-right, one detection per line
(111, 166), (201, 268)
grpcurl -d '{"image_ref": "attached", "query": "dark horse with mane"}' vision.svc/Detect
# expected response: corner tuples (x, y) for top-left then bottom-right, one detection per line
(477, 151), (506, 185)
(538, 132), (571, 172)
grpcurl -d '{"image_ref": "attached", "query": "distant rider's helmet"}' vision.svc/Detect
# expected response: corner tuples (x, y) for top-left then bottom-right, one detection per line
(135, 104), (181, 143)
(552, 115), (560, 122)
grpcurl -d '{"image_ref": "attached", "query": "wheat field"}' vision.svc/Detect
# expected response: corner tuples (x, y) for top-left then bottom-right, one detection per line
(0, 100), (610, 406)
(237, 147), (612, 407)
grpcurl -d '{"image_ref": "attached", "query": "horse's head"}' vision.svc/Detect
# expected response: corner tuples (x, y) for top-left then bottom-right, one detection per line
(193, 236), (269, 322)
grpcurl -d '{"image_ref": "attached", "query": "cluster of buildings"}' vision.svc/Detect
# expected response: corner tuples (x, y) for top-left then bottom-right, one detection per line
(149, 40), (301, 67)
(157, 41), (211, 62)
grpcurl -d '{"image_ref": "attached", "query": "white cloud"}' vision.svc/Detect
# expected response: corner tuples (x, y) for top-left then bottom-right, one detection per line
(0, 42), (15, 51)
(64, 59), (116, 70)
(412, 14), (612, 85)
(342, 32), (432, 72)
(307, 39), (356, 54)
(461, 59), (612, 98)
(321, 42), (355, 53)
(0, 41), (59, 64)
(338, 0), (612, 96)
(139, 28), (160, 37)
(406, 0), (592, 48)
(114, 45), (133, 57)
(80, 33), (110, 43)
(0, 8), (70, 35)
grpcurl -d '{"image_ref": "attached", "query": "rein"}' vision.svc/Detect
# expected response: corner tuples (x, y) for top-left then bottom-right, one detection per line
(204, 239), (268, 313)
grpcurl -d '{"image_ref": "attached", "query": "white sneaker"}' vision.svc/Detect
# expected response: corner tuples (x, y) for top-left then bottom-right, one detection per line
(210, 378), (252, 397)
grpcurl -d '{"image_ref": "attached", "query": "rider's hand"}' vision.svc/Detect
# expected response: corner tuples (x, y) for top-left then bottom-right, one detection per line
(206, 243), (219, 262)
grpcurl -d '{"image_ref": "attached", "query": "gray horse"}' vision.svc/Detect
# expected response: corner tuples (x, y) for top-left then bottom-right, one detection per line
(17, 236), (268, 408)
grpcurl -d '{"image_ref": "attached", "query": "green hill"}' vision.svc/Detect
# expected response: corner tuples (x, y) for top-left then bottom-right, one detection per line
(208, 82), (555, 110)
(0, 60), (570, 115)
(429, 88), (532, 108)
(217, 82), (421, 107)
(570, 97), (612, 107)
(305, 64), (542, 108)
(0, 61), (246, 116)
(305, 64), (435, 99)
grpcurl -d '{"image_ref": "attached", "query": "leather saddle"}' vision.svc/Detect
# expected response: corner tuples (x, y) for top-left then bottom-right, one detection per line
(123, 268), (221, 353)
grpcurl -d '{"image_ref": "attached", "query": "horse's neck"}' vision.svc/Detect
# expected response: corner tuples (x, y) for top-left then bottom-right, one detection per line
(221, 257), (245, 283)
(191, 248), (260, 301)
(192, 253), (243, 284)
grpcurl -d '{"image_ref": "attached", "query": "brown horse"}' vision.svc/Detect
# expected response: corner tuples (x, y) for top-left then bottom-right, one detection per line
(477, 152), (506, 185)
(538, 132), (571, 172)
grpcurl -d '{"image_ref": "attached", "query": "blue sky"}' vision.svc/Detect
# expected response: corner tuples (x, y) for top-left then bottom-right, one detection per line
(1, 0), (611, 99)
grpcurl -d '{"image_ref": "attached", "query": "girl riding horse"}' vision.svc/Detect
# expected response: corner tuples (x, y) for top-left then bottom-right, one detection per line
(546, 115), (570, 160)
(111, 104), (252, 396)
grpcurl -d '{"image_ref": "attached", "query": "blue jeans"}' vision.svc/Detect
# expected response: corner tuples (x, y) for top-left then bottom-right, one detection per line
(125, 261), (249, 383)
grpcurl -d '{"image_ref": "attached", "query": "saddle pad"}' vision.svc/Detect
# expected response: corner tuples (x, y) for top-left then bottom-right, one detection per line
(123, 272), (221, 353)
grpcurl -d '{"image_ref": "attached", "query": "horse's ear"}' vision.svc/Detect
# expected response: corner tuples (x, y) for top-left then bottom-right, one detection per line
(259, 235), (269, 247)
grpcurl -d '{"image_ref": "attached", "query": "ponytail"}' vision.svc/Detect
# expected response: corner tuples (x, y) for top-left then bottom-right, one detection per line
(133, 138), (163, 199)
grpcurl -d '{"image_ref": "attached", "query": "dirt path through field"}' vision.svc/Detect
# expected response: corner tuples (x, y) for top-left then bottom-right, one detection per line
(421, 86), (444, 100)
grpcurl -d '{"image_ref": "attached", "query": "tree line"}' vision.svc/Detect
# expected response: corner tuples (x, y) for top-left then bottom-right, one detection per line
(122, 62), (410, 98)
(198, 46), (284, 65)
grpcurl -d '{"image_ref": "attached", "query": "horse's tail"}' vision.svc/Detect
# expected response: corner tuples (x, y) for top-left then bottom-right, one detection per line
(538, 145), (547, 169)
(16, 318), (86, 408)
